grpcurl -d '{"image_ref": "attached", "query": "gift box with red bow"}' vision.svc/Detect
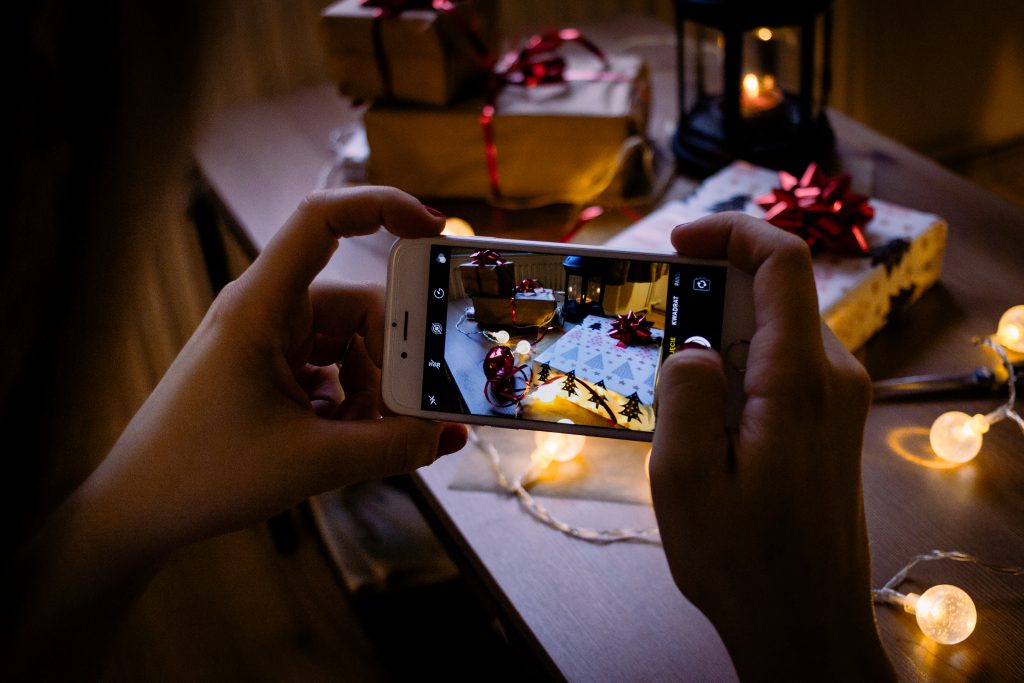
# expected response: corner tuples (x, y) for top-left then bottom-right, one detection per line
(320, 0), (498, 106)
(363, 30), (650, 205)
(457, 249), (515, 297)
(531, 314), (662, 431)
(606, 161), (948, 351)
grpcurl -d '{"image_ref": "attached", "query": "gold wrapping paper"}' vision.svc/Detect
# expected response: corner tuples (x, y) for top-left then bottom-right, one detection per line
(364, 54), (650, 204)
(472, 291), (557, 327)
(320, 0), (497, 106)
(458, 261), (515, 297)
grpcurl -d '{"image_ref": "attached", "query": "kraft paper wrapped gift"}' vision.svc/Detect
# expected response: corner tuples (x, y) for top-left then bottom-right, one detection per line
(605, 162), (948, 351)
(532, 315), (661, 431)
(472, 290), (557, 327)
(320, 0), (497, 106)
(458, 259), (515, 297)
(364, 54), (650, 204)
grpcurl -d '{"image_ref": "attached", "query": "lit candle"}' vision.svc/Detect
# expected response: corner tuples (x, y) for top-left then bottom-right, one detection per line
(741, 72), (782, 115)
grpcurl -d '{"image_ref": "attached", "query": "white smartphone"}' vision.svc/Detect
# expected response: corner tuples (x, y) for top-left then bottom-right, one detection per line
(382, 236), (754, 442)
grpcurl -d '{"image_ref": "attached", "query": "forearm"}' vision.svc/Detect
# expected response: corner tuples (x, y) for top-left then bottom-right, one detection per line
(8, 474), (171, 679)
(708, 588), (896, 682)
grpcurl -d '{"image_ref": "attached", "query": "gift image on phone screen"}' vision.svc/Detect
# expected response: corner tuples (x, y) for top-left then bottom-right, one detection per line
(417, 244), (728, 434)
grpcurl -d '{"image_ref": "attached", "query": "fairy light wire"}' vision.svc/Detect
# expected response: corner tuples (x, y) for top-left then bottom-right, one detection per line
(872, 549), (1024, 607)
(470, 428), (661, 545)
(982, 336), (1024, 433)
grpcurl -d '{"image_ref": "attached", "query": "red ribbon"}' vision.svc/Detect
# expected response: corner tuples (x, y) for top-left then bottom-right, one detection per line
(482, 345), (531, 406)
(514, 278), (544, 295)
(479, 28), (612, 199)
(754, 163), (874, 257)
(609, 311), (655, 348)
(469, 249), (507, 267)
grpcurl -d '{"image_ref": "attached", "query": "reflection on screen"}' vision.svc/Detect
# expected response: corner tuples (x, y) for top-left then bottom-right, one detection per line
(420, 246), (726, 434)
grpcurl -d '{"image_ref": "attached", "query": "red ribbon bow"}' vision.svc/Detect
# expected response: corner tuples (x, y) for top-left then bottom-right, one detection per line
(754, 163), (874, 257)
(469, 249), (507, 267)
(480, 28), (611, 199)
(496, 28), (608, 88)
(609, 311), (655, 348)
(514, 278), (544, 294)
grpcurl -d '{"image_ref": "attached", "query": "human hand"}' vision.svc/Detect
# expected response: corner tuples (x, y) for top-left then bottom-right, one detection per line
(78, 187), (467, 558)
(649, 213), (893, 681)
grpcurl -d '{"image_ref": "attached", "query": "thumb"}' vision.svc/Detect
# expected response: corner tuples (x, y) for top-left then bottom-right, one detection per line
(302, 416), (468, 488)
(650, 347), (731, 494)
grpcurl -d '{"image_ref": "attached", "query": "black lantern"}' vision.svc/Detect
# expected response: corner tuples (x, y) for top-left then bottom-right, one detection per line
(672, 0), (834, 176)
(562, 256), (605, 323)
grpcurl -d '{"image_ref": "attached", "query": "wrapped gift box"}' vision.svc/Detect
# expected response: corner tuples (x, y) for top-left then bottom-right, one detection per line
(321, 0), (497, 106)
(473, 290), (557, 327)
(364, 54), (650, 204)
(458, 260), (515, 297)
(532, 315), (661, 431)
(605, 162), (948, 351)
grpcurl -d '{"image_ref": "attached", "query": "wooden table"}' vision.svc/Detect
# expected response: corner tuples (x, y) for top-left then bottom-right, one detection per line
(194, 22), (1024, 682)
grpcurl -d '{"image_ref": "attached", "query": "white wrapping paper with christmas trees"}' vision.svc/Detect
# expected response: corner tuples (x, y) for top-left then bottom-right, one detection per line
(606, 161), (948, 351)
(532, 314), (661, 432)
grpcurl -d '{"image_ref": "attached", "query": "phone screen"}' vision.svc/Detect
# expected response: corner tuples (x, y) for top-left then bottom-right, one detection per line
(420, 245), (727, 434)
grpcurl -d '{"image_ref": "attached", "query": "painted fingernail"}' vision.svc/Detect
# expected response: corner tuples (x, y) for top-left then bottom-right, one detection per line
(437, 424), (467, 456)
(422, 204), (446, 219)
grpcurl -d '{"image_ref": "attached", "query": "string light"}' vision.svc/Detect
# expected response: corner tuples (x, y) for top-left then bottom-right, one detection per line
(873, 550), (1024, 645)
(493, 330), (511, 344)
(530, 422), (586, 469)
(515, 339), (532, 356)
(471, 428), (661, 544)
(995, 305), (1024, 353)
(928, 337), (1024, 463)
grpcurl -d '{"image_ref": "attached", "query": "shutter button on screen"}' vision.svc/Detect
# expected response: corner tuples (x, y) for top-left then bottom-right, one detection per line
(683, 335), (712, 348)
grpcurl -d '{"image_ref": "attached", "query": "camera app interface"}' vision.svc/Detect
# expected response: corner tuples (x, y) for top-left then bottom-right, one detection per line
(420, 246), (726, 433)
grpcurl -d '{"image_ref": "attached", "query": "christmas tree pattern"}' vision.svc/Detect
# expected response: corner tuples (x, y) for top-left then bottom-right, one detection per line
(537, 362), (551, 384)
(619, 391), (643, 423)
(561, 370), (579, 397)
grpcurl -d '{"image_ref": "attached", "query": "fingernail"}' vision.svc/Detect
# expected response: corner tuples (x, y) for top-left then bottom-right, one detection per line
(422, 204), (446, 219)
(437, 424), (467, 456)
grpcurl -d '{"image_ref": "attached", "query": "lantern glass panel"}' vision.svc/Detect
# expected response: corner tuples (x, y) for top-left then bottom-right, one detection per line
(567, 273), (583, 303)
(586, 279), (602, 305)
(739, 26), (798, 117)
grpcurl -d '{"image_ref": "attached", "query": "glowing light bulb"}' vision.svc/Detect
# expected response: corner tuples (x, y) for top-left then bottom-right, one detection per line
(930, 411), (989, 463)
(515, 340), (532, 356)
(534, 382), (558, 403)
(903, 585), (977, 645)
(995, 304), (1024, 353)
(493, 330), (510, 344)
(755, 26), (773, 41)
(532, 426), (586, 468)
(440, 217), (475, 236)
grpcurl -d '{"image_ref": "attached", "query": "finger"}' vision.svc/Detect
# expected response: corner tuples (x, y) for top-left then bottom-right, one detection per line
(336, 337), (381, 421)
(296, 363), (344, 418)
(650, 347), (731, 493)
(309, 281), (387, 366)
(245, 186), (445, 302)
(672, 212), (826, 400)
(301, 417), (468, 486)
(820, 322), (872, 423)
